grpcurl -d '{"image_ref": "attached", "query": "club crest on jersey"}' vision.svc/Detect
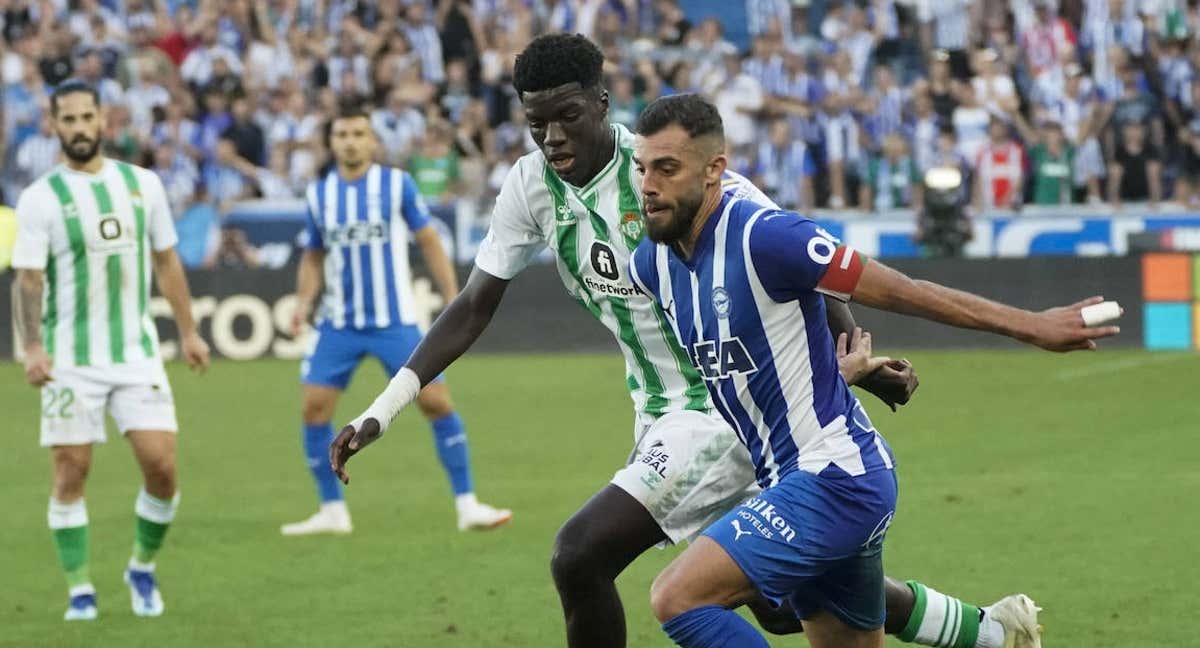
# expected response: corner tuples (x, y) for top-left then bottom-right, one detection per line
(590, 241), (620, 281)
(555, 203), (577, 225)
(620, 212), (643, 240)
(691, 337), (758, 380)
(712, 287), (731, 319)
(98, 217), (122, 240)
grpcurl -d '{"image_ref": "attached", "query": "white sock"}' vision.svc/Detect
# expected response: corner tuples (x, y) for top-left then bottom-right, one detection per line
(455, 493), (478, 513)
(48, 497), (88, 529)
(321, 500), (349, 516)
(128, 557), (156, 572)
(976, 607), (1007, 648)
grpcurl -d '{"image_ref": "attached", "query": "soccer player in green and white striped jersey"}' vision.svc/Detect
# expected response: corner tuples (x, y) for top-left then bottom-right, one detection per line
(11, 80), (210, 621)
(331, 35), (1041, 648)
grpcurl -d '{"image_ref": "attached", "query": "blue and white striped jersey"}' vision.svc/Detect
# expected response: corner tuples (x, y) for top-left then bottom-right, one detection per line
(629, 194), (894, 488)
(304, 164), (431, 329)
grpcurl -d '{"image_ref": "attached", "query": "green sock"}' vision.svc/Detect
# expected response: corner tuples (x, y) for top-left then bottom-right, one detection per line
(48, 498), (91, 590)
(132, 489), (179, 566)
(896, 581), (981, 648)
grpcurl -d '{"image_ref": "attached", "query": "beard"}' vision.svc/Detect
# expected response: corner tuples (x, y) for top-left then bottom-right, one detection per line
(644, 191), (705, 245)
(60, 133), (101, 164)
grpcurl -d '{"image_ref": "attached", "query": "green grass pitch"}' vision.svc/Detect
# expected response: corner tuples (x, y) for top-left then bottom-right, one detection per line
(1, 350), (1194, 647)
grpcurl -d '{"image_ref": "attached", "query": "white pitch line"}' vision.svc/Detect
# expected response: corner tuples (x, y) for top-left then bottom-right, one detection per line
(1055, 353), (1194, 381)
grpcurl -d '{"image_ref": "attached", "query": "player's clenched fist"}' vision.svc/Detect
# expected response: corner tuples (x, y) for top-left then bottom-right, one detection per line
(23, 344), (53, 387)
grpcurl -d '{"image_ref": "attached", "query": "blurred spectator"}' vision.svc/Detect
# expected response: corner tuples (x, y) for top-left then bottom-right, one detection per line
(910, 90), (943, 172)
(405, 1), (446, 85)
(409, 123), (460, 207)
(75, 48), (123, 105)
(953, 83), (991, 163)
(372, 86), (427, 166)
(973, 116), (1025, 210)
(862, 133), (921, 211)
(153, 143), (201, 217)
(223, 97), (266, 167)
(709, 49), (765, 153)
(15, 114), (59, 186)
(1013, 114), (1076, 206)
(753, 118), (816, 209)
(1108, 120), (1162, 208)
(1021, 0), (1077, 85)
(918, 0), (973, 78)
(181, 20), (243, 90)
(609, 75), (644, 130)
(971, 48), (1016, 116)
(205, 139), (254, 213)
(199, 88), (234, 161)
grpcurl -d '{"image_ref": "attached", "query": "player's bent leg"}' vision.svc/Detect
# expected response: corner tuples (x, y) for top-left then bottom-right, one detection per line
(551, 484), (668, 648)
(415, 382), (511, 531)
(284, 385), (352, 536)
(650, 536), (769, 647)
(801, 608), (885, 648)
(124, 430), (180, 618)
(49, 444), (97, 621)
(742, 576), (916, 636)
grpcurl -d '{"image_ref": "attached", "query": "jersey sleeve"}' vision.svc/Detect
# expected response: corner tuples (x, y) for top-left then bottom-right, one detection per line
(747, 211), (868, 303)
(399, 170), (432, 231)
(303, 182), (324, 250)
(11, 184), (50, 270)
(474, 163), (547, 280)
(143, 171), (179, 252)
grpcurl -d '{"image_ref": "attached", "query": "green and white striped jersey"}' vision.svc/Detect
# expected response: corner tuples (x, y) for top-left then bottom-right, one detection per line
(477, 124), (715, 419)
(11, 159), (176, 368)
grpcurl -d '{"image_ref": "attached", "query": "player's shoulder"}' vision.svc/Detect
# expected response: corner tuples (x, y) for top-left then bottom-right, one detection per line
(16, 169), (62, 208)
(721, 170), (780, 209)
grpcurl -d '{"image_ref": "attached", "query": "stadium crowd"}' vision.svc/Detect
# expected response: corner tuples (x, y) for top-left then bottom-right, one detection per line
(1, 0), (1198, 266)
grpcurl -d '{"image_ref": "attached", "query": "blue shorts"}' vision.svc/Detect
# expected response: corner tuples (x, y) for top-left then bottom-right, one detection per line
(704, 468), (898, 630)
(301, 323), (442, 390)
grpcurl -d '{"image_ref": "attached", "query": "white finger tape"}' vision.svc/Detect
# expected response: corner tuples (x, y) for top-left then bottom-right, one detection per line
(1081, 301), (1121, 326)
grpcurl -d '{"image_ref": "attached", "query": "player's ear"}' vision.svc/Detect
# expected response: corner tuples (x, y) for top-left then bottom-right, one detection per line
(596, 88), (609, 116)
(707, 153), (728, 185)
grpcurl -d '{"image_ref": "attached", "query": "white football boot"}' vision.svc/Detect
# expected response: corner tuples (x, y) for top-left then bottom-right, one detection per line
(280, 501), (353, 536)
(455, 495), (513, 531)
(986, 594), (1043, 648)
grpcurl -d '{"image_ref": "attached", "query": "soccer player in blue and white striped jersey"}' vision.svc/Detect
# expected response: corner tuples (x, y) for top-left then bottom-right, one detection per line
(281, 105), (510, 535)
(631, 95), (1118, 648)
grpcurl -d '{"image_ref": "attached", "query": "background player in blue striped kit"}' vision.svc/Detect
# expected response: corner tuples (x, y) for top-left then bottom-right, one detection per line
(628, 95), (1120, 648)
(282, 104), (511, 535)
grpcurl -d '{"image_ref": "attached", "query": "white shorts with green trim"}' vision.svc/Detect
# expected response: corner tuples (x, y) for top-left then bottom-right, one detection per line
(610, 409), (761, 546)
(39, 358), (177, 447)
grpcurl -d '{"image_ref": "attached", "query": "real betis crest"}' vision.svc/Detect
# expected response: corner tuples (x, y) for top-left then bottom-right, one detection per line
(620, 211), (643, 241)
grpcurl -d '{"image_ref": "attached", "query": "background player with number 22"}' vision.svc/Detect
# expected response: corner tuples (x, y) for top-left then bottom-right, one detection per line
(11, 79), (210, 621)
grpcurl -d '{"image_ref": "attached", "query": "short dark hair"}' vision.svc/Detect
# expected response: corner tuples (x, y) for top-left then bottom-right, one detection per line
(323, 101), (373, 146)
(635, 94), (724, 142)
(513, 33), (604, 96)
(50, 79), (100, 115)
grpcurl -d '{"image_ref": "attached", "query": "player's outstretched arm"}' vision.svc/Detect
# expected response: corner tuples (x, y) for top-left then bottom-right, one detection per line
(330, 266), (510, 484)
(823, 296), (918, 411)
(152, 248), (210, 372)
(850, 259), (1121, 352)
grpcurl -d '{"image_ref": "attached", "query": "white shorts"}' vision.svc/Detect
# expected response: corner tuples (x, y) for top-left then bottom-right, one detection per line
(39, 359), (177, 447)
(611, 410), (761, 545)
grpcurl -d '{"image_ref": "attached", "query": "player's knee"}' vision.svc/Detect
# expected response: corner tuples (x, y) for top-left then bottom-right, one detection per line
(302, 398), (335, 424)
(143, 456), (177, 495)
(649, 571), (689, 623)
(52, 454), (90, 500)
(416, 392), (454, 420)
(549, 522), (603, 590)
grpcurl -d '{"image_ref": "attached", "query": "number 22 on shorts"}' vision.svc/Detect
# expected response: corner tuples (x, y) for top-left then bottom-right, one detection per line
(42, 387), (76, 419)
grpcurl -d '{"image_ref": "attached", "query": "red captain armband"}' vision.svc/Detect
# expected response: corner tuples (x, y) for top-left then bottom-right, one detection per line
(816, 245), (867, 301)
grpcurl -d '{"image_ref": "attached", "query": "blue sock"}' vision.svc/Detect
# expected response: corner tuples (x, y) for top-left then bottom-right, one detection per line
(430, 412), (473, 496)
(662, 605), (770, 648)
(303, 422), (343, 503)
